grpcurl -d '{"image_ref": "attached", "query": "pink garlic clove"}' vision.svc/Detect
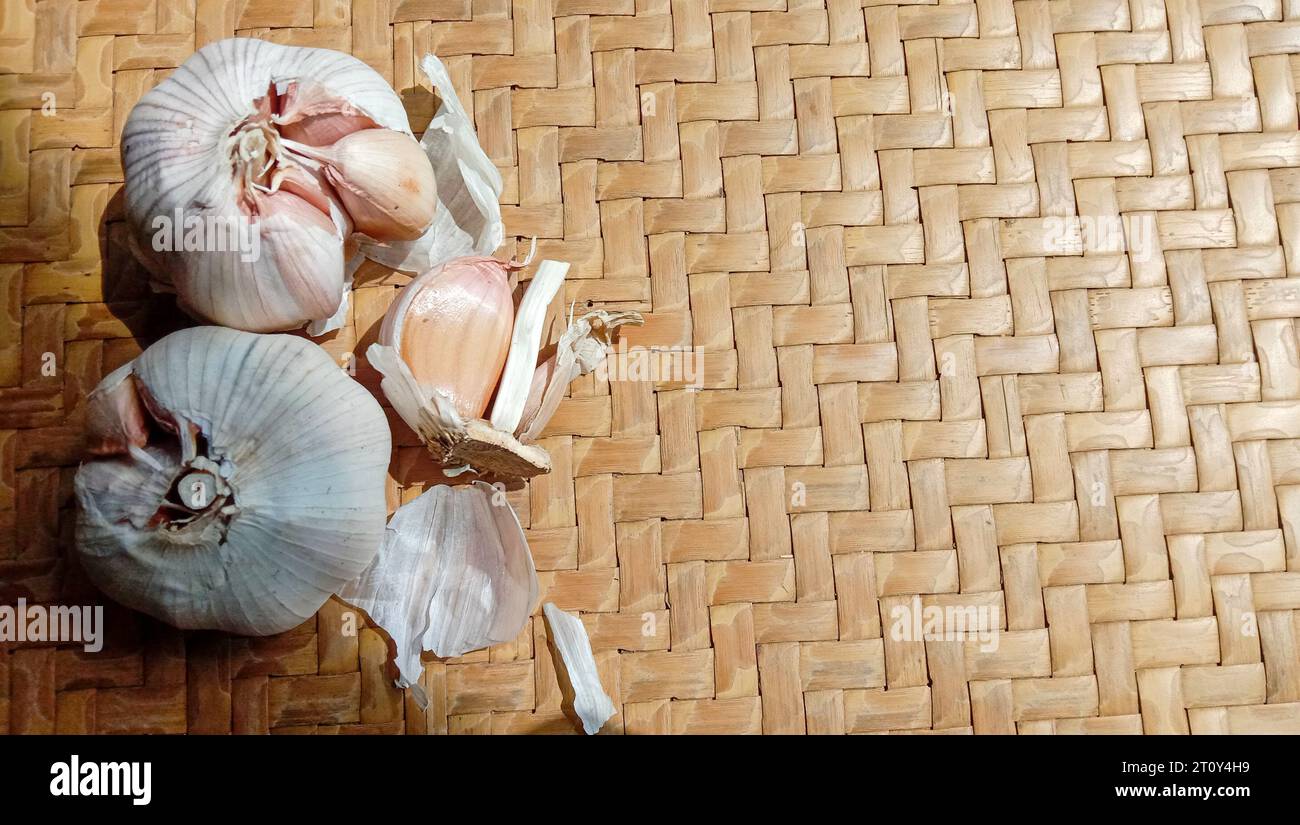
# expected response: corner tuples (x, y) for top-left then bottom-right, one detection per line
(318, 129), (437, 242)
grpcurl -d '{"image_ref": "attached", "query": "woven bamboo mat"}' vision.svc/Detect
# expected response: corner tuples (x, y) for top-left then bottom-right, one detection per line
(3, 0), (1300, 735)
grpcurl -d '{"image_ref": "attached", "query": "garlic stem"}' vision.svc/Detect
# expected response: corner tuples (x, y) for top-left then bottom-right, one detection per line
(489, 260), (568, 434)
(177, 471), (218, 510)
(277, 136), (331, 165)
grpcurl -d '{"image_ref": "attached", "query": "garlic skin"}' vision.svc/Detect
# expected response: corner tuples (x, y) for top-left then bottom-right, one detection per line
(75, 327), (391, 636)
(488, 259), (568, 434)
(84, 362), (149, 456)
(338, 481), (538, 695)
(378, 256), (518, 419)
(543, 603), (617, 735)
(516, 309), (644, 443)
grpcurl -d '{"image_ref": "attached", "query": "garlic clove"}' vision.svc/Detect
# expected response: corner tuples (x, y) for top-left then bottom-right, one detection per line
(379, 256), (517, 419)
(358, 54), (505, 275)
(338, 481), (538, 691)
(75, 327), (391, 636)
(259, 190), (348, 324)
(287, 128), (437, 243)
(542, 603), (617, 735)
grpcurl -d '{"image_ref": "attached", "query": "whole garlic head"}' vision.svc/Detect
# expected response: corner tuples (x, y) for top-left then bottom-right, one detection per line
(75, 327), (392, 636)
(121, 38), (435, 333)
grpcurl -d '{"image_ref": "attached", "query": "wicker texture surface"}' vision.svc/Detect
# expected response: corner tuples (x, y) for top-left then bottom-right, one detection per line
(3, 0), (1300, 735)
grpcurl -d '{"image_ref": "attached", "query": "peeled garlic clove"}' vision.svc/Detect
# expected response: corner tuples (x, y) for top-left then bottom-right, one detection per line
(338, 481), (538, 691)
(75, 327), (391, 636)
(317, 129), (436, 242)
(542, 603), (617, 735)
(378, 256), (517, 419)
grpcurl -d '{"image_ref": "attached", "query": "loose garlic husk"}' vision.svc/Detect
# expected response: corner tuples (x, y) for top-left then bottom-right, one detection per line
(121, 39), (504, 334)
(338, 481), (538, 701)
(75, 327), (391, 636)
(543, 603), (617, 735)
(515, 308), (644, 443)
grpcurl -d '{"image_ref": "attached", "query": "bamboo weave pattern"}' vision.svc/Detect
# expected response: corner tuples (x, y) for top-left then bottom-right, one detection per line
(2, 0), (1300, 734)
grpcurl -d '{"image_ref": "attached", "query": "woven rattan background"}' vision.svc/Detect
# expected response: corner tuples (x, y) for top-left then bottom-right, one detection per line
(4, 0), (1300, 735)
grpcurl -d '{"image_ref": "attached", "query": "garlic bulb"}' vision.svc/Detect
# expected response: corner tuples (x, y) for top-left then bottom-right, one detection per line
(122, 39), (503, 334)
(75, 327), (391, 636)
(338, 481), (538, 697)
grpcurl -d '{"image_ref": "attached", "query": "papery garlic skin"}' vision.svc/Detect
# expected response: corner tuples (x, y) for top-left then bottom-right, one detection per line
(121, 38), (423, 333)
(543, 603), (617, 735)
(75, 327), (391, 636)
(488, 260), (567, 434)
(338, 481), (538, 694)
(516, 309), (645, 443)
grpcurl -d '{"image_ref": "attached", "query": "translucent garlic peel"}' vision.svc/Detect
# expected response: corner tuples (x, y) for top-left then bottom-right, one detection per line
(338, 481), (538, 690)
(542, 603), (617, 735)
(122, 37), (416, 333)
(75, 327), (392, 636)
(517, 309), (645, 443)
(489, 260), (568, 434)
